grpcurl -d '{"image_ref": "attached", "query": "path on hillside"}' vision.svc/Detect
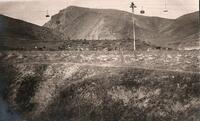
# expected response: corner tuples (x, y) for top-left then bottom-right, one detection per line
(9, 61), (200, 74)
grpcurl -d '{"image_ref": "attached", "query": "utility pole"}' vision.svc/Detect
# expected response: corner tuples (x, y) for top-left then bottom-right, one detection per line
(130, 2), (137, 51)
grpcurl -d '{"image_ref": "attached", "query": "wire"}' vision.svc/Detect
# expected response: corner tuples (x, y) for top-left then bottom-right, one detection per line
(165, 0), (167, 9)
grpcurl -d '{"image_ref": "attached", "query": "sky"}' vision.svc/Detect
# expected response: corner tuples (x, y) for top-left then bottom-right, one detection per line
(0, 0), (199, 26)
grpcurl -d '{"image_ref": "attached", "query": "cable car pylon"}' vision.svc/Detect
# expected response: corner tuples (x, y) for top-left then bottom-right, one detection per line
(130, 2), (137, 51)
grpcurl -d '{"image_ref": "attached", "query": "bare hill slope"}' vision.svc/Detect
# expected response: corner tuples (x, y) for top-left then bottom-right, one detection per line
(44, 6), (199, 49)
(159, 11), (200, 49)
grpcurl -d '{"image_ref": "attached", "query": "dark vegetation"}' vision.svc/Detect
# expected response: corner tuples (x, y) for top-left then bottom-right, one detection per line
(0, 63), (199, 121)
(15, 76), (41, 112)
(35, 68), (200, 121)
(0, 64), (46, 114)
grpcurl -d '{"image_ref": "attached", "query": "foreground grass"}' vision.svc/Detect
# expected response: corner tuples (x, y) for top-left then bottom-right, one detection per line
(0, 62), (200, 121)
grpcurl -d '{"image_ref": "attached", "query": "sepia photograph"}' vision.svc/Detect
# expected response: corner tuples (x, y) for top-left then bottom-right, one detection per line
(0, 0), (199, 121)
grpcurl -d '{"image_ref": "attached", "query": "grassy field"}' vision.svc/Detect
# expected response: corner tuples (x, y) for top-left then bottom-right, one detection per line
(1, 50), (199, 72)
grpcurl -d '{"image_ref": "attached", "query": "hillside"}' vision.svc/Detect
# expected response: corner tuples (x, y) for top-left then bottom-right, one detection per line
(0, 14), (64, 50)
(44, 6), (199, 49)
(159, 11), (200, 49)
(0, 14), (151, 51)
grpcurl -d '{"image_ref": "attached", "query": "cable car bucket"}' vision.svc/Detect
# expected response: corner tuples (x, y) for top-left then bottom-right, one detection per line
(140, 6), (145, 14)
(163, 0), (168, 12)
(46, 10), (50, 18)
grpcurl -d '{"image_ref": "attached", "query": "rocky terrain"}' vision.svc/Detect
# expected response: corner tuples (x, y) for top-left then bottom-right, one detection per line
(44, 6), (199, 49)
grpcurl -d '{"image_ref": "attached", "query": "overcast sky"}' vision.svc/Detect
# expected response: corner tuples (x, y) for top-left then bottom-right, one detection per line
(0, 0), (199, 26)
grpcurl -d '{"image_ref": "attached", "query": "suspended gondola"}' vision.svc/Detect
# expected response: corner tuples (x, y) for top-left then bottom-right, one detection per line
(163, 0), (168, 12)
(163, 9), (168, 12)
(140, 6), (145, 14)
(45, 10), (50, 17)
